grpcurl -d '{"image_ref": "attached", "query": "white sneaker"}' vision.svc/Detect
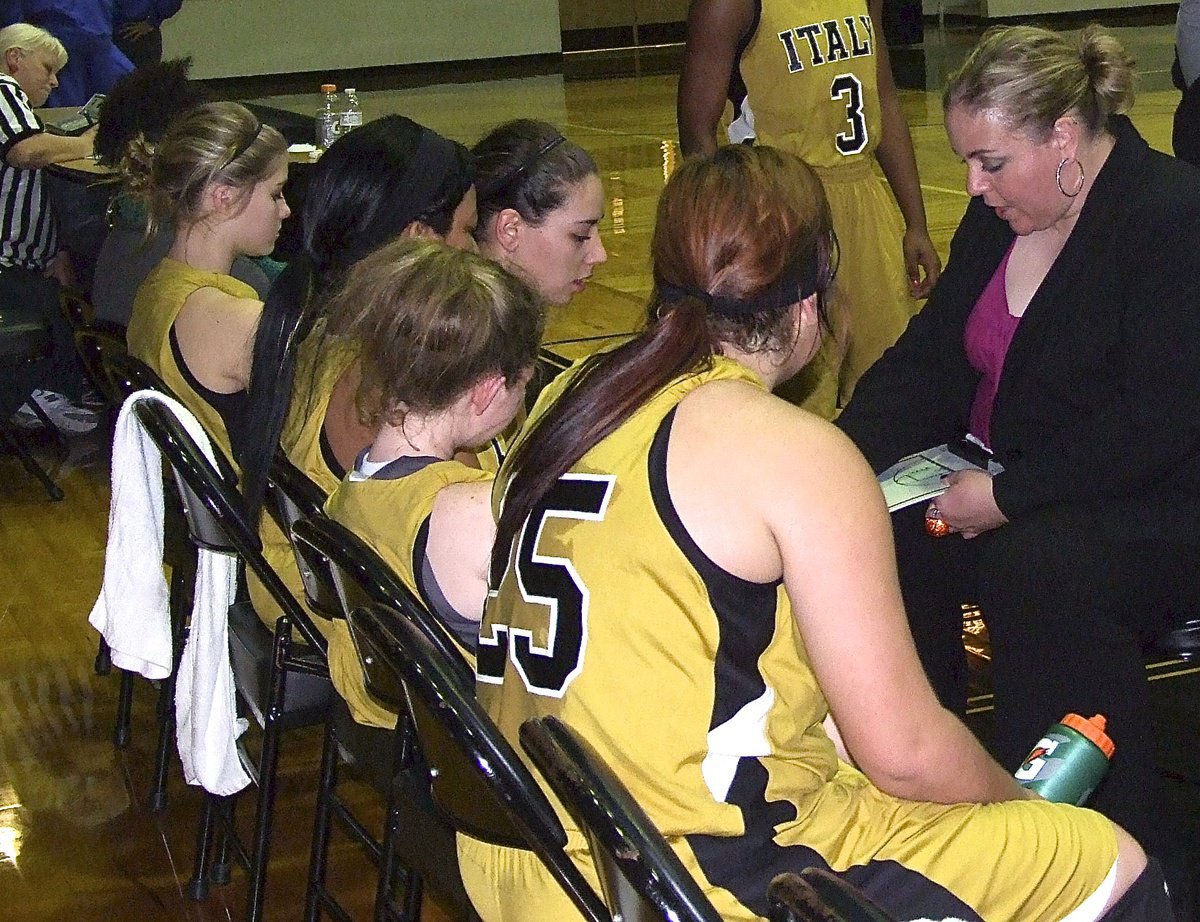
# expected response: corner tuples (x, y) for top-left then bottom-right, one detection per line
(12, 389), (100, 434)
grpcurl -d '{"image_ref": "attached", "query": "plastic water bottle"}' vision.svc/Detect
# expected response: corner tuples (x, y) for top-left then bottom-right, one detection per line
(315, 83), (341, 151)
(341, 88), (363, 133)
(1014, 713), (1114, 806)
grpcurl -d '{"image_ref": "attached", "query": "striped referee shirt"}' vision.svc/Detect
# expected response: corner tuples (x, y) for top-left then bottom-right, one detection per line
(0, 74), (56, 271)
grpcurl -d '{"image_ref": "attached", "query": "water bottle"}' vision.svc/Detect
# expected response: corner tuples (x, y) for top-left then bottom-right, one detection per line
(1014, 713), (1114, 806)
(341, 87), (363, 133)
(315, 83), (341, 151)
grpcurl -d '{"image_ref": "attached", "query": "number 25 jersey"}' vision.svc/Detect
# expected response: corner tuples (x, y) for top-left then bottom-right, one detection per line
(477, 356), (838, 843)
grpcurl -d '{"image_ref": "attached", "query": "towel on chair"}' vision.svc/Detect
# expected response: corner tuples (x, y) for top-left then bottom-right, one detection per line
(89, 391), (171, 679)
(89, 390), (251, 794)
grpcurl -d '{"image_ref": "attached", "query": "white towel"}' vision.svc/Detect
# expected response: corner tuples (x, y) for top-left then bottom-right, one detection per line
(89, 392), (172, 678)
(89, 390), (251, 795)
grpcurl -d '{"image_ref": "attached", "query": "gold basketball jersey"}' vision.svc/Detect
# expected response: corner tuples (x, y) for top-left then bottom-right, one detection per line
(325, 459), (492, 726)
(479, 356), (838, 840)
(737, 0), (882, 169)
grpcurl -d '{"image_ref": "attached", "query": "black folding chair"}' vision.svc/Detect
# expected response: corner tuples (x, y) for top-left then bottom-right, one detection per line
(289, 515), (476, 922)
(0, 300), (64, 500)
(767, 870), (897, 922)
(519, 715), (722, 922)
(91, 344), (195, 811)
(263, 452), (339, 623)
(129, 396), (331, 922)
(71, 317), (129, 410)
(349, 602), (610, 922)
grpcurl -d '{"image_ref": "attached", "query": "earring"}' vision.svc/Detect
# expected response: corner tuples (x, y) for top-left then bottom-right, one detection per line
(1056, 157), (1085, 198)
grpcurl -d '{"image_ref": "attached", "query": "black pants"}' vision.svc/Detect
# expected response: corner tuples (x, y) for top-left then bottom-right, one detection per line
(1173, 51), (1200, 168)
(114, 27), (163, 71)
(0, 265), (82, 400)
(891, 502), (1195, 852)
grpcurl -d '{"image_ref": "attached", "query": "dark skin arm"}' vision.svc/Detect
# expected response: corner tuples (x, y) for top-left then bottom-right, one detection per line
(677, 0), (755, 157)
(869, 0), (940, 296)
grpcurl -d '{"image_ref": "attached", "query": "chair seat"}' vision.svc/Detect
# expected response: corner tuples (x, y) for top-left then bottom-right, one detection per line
(1155, 618), (1200, 660)
(0, 307), (51, 360)
(228, 601), (332, 727)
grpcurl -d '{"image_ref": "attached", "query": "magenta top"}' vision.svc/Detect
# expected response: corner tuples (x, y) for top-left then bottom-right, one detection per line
(963, 242), (1020, 447)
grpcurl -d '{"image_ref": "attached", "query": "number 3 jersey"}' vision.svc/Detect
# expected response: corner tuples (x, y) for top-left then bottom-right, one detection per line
(735, 0), (882, 168)
(473, 355), (1116, 922)
(728, 0), (919, 418)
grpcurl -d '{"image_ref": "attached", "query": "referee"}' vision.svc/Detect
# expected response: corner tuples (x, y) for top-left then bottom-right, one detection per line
(0, 23), (98, 433)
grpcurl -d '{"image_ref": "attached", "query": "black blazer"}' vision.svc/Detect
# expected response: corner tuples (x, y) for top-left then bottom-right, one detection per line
(838, 116), (1200, 542)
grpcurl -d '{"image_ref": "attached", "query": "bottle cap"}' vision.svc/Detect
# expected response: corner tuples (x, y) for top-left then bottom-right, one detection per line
(345, 87), (356, 94)
(320, 83), (336, 93)
(1060, 713), (1115, 758)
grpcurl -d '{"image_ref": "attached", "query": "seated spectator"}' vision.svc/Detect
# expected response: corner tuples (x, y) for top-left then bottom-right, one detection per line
(0, 23), (98, 433)
(90, 58), (271, 326)
(1, 1), (132, 107)
(322, 238), (543, 727)
(465, 142), (1166, 922)
(123, 101), (288, 462)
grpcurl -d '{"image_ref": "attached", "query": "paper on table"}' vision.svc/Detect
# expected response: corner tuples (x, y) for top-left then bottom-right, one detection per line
(877, 442), (1004, 513)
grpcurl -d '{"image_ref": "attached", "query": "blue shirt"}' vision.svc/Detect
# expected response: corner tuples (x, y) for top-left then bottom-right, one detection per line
(113, 0), (183, 27)
(1, 1), (115, 38)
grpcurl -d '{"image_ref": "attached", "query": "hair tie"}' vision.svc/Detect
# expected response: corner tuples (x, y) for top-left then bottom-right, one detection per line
(657, 253), (821, 318)
(657, 282), (712, 308)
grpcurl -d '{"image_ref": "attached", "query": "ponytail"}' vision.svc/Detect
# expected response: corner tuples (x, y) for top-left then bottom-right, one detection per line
(237, 256), (316, 524)
(492, 296), (713, 579)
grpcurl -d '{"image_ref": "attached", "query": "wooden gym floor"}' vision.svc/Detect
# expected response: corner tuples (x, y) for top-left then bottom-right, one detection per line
(1, 9), (1197, 919)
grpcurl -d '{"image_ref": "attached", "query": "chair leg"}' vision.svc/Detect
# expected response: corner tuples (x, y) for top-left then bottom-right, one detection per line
(211, 795), (235, 886)
(378, 726), (423, 922)
(95, 637), (112, 676)
(187, 793), (219, 901)
(304, 716), (341, 922)
(149, 683), (174, 813)
(113, 669), (134, 749)
(0, 427), (64, 501)
(149, 562), (192, 812)
(244, 627), (293, 922)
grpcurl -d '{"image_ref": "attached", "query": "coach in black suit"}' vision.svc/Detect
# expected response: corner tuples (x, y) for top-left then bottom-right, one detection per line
(837, 25), (1200, 865)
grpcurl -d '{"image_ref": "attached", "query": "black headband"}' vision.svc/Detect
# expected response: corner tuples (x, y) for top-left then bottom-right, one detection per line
(657, 252), (821, 317)
(395, 128), (464, 228)
(219, 121), (264, 173)
(476, 134), (566, 204)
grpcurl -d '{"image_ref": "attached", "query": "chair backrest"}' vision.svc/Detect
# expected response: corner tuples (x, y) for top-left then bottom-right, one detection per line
(767, 870), (896, 922)
(69, 318), (127, 407)
(130, 397), (327, 655)
(519, 715), (725, 922)
(289, 515), (468, 683)
(263, 453), (341, 622)
(97, 338), (171, 401)
(349, 603), (610, 922)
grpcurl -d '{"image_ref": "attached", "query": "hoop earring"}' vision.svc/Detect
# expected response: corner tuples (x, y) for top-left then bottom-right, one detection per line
(1056, 157), (1085, 198)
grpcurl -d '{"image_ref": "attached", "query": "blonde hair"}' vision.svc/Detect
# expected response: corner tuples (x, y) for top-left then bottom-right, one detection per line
(0, 23), (67, 71)
(944, 24), (1135, 140)
(122, 101), (286, 239)
(325, 237), (545, 431)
